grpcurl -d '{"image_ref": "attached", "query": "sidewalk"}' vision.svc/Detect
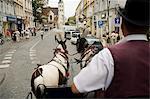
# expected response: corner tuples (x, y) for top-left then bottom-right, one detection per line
(0, 39), (13, 54)
(0, 31), (41, 54)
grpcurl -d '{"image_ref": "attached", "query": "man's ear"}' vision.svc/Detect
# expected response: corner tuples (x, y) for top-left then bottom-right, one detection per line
(121, 19), (128, 36)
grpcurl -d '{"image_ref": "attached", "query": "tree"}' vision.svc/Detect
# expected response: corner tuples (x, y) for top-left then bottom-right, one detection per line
(66, 16), (76, 25)
(32, 0), (44, 26)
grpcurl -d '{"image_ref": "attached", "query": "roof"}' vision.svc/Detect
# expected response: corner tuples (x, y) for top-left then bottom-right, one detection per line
(51, 8), (58, 15)
(42, 7), (51, 16)
(42, 7), (58, 16)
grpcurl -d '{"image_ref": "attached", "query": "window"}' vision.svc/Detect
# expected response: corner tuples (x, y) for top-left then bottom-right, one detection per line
(94, 16), (96, 20)
(50, 15), (52, 20)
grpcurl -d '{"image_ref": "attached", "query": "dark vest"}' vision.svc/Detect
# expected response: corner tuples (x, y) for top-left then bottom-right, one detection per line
(104, 40), (149, 98)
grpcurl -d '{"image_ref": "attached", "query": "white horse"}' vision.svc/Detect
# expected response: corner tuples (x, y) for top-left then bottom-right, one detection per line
(31, 38), (69, 98)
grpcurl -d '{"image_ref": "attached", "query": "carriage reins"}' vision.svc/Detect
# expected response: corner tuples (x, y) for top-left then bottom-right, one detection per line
(81, 46), (96, 60)
(74, 46), (97, 65)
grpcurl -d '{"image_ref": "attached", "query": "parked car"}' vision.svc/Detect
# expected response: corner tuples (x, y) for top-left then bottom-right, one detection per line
(44, 25), (49, 31)
(64, 30), (75, 40)
(70, 31), (80, 44)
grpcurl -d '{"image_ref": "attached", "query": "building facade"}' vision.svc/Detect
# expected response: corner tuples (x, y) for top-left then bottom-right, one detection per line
(42, 7), (58, 29)
(75, 0), (123, 45)
(0, 0), (33, 38)
(0, 0), (16, 38)
(23, 0), (33, 29)
(49, 8), (58, 29)
(14, 0), (23, 32)
(93, 0), (121, 45)
(58, 0), (64, 30)
(75, 0), (95, 35)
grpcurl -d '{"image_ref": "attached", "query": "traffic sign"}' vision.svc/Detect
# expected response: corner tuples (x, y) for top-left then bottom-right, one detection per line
(115, 17), (120, 24)
(98, 21), (103, 28)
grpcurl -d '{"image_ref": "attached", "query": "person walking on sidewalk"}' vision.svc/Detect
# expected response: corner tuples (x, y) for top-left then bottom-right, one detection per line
(40, 28), (44, 40)
(71, 0), (149, 98)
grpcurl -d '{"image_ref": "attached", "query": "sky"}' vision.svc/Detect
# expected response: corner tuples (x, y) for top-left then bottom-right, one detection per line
(48, 0), (81, 19)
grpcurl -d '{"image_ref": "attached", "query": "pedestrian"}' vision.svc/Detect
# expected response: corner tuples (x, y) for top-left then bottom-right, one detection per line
(40, 28), (44, 40)
(12, 32), (16, 42)
(33, 27), (36, 36)
(15, 29), (20, 42)
(71, 0), (149, 98)
(25, 29), (30, 39)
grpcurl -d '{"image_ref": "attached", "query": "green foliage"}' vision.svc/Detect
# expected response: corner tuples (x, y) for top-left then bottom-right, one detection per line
(66, 16), (76, 25)
(68, 16), (76, 22)
(32, 0), (44, 23)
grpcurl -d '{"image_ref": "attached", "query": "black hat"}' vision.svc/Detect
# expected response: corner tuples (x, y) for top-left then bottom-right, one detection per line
(117, 0), (150, 26)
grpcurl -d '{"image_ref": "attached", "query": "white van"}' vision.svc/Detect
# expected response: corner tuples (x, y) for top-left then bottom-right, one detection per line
(65, 30), (75, 40)
(70, 31), (80, 44)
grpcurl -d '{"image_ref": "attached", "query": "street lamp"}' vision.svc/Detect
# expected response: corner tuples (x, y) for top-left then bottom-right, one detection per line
(107, 0), (110, 35)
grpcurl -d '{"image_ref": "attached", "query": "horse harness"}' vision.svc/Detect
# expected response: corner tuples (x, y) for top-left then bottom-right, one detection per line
(31, 49), (69, 91)
(80, 46), (97, 68)
(50, 49), (69, 85)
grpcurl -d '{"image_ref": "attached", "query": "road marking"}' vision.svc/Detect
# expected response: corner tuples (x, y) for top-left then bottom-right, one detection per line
(30, 54), (36, 57)
(0, 64), (10, 69)
(5, 54), (13, 57)
(30, 51), (36, 54)
(29, 40), (41, 64)
(11, 50), (16, 52)
(30, 50), (36, 52)
(4, 57), (12, 60)
(8, 52), (15, 54)
(32, 61), (40, 64)
(30, 57), (37, 60)
(2, 60), (11, 64)
(30, 40), (41, 50)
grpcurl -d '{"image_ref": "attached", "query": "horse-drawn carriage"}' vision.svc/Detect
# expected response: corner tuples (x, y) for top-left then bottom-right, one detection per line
(28, 36), (103, 99)
(28, 37), (84, 98)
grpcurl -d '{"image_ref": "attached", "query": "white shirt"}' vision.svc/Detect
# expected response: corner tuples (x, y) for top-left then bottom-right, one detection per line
(73, 34), (148, 93)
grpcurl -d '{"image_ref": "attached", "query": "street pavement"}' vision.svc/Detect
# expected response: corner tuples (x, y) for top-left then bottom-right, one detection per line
(0, 29), (81, 99)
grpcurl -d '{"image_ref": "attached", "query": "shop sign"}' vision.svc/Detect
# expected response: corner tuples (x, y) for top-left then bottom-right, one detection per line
(7, 16), (17, 22)
(17, 16), (22, 19)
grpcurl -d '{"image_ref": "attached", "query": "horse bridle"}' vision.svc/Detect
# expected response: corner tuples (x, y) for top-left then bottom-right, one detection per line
(54, 48), (68, 60)
(52, 48), (69, 76)
(77, 46), (98, 68)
